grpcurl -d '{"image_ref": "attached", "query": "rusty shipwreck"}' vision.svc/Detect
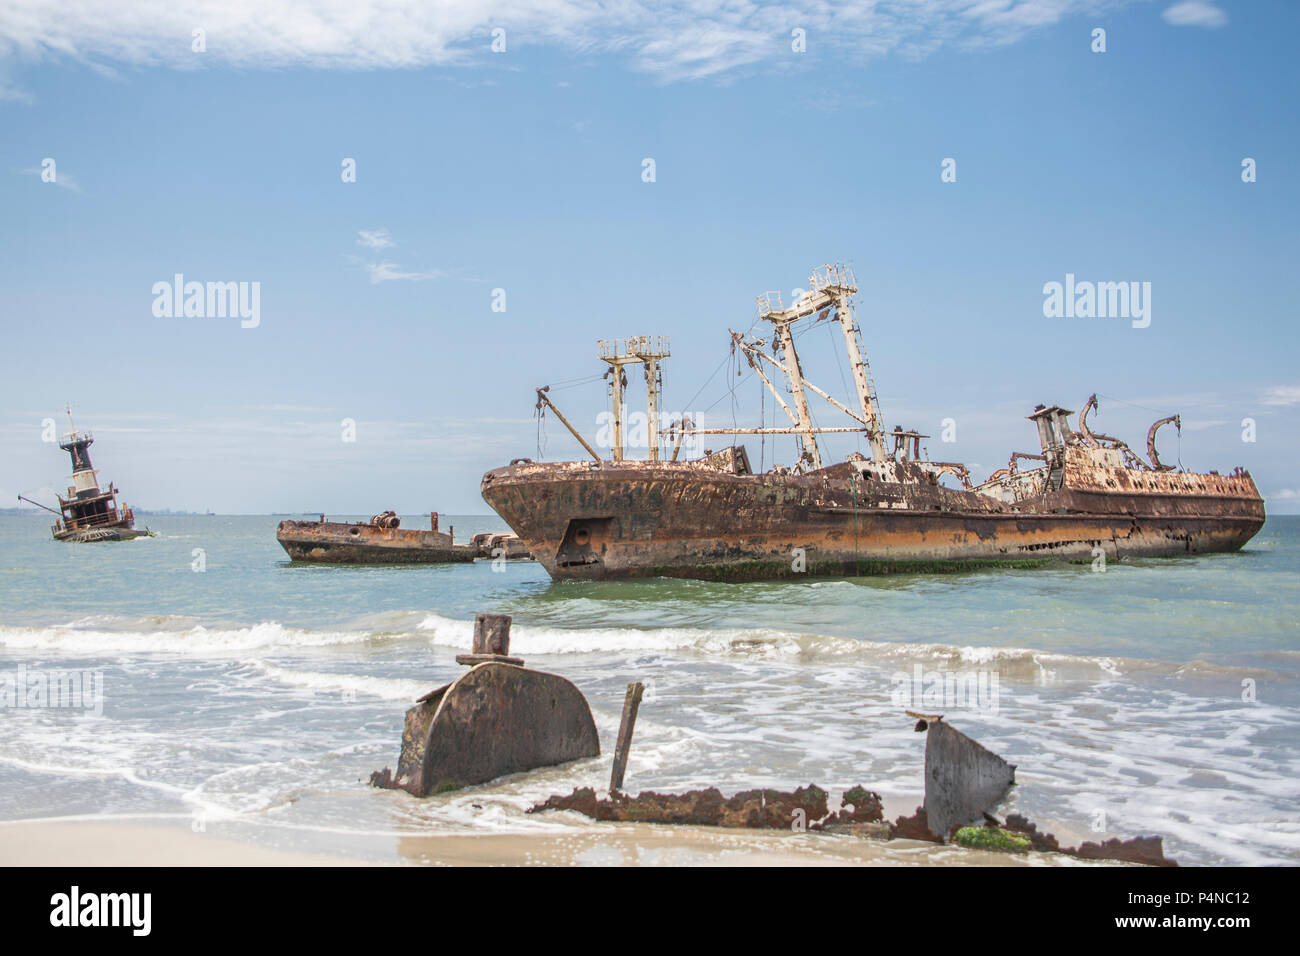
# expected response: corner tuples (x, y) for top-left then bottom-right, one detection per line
(19, 409), (153, 542)
(277, 511), (477, 564)
(481, 264), (1264, 582)
(276, 511), (531, 564)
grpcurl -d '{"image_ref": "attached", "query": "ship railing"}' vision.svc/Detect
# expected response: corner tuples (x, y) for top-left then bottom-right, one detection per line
(64, 510), (125, 529)
(808, 263), (857, 296)
(756, 290), (784, 319)
(598, 336), (671, 360)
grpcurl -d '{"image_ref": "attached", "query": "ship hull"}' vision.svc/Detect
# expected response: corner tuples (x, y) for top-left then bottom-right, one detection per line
(481, 458), (1265, 582)
(53, 525), (152, 543)
(276, 520), (478, 564)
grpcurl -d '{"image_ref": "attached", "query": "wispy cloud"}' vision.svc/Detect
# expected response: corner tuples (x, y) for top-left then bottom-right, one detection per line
(1162, 2), (1229, 28)
(19, 165), (82, 192)
(356, 228), (394, 249)
(1261, 386), (1300, 407)
(1179, 418), (1228, 432)
(347, 230), (438, 283)
(362, 261), (442, 284)
(0, 1), (1147, 84)
(0, 81), (32, 103)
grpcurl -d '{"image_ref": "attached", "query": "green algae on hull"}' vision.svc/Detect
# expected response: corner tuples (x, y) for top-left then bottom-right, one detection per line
(954, 826), (1031, 852)
(650, 556), (1062, 583)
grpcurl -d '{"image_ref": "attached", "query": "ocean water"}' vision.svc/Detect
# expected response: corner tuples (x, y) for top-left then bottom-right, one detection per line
(0, 512), (1297, 865)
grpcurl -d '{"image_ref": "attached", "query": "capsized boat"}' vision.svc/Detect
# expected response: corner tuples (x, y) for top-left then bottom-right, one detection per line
(18, 410), (154, 542)
(480, 264), (1264, 581)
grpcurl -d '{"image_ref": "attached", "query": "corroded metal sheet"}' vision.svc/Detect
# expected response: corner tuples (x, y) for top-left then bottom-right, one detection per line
(922, 719), (1016, 842)
(374, 662), (599, 796)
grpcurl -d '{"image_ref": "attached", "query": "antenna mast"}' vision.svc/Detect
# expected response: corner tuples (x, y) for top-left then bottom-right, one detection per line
(598, 336), (671, 461)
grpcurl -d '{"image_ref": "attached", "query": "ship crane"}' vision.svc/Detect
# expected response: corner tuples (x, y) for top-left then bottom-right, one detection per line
(697, 263), (888, 469)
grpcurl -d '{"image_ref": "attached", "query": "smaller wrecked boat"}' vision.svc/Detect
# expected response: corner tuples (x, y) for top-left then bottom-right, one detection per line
(276, 511), (479, 564)
(18, 410), (153, 542)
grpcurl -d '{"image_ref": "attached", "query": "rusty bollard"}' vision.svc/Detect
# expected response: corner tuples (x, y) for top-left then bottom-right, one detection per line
(455, 613), (524, 666)
(371, 612), (600, 796)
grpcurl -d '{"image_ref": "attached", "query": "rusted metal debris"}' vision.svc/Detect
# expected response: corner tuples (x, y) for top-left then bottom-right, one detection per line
(528, 784), (879, 830)
(481, 263), (1263, 582)
(467, 531), (533, 560)
(912, 713), (1017, 842)
(453, 611), (523, 666)
(609, 682), (645, 793)
(371, 614), (599, 796)
(1000, 814), (1178, 866)
(527, 783), (891, 833)
(885, 719), (1177, 863)
(528, 708), (1177, 864)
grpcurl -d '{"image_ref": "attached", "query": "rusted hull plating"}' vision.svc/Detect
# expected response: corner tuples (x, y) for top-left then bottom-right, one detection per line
(276, 520), (477, 564)
(53, 523), (151, 543)
(481, 457), (1264, 581)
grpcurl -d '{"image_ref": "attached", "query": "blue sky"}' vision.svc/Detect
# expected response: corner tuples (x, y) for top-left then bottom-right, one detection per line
(2, 0), (1297, 514)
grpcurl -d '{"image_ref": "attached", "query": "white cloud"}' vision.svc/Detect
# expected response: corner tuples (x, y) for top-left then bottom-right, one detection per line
(1162, 2), (1229, 28)
(1261, 386), (1300, 407)
(1179, 418), (1227, 432)
(0, 81), (32, 103)
(0, 1), (1142, 83)
(356, 228), (394, 249)
(347, 233), (446, 283)
(363, 261), (441, 284)
(19, 166), (82, 192)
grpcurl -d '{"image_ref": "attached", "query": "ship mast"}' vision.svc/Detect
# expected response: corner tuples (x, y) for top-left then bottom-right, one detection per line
(59, 404), (100, 492)
(598, 336), (671, 461)
(751, 264), (888, 464)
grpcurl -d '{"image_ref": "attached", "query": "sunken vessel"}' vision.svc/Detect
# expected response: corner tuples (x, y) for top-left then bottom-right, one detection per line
(275, 511), (530, 564)
(19, 410), (153, 542)
(480, 264), (1264, 582)
(276, 511), (479, 564)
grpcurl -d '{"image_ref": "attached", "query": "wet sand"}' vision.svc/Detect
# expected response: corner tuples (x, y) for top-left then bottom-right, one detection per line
(0, 818), (1102, 866)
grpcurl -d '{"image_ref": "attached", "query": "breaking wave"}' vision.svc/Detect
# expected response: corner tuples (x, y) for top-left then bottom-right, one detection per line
(0, 611), (1285, 686)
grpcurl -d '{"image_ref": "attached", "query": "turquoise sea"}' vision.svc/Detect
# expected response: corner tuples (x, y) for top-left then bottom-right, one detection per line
(1, 513), (1297, 864)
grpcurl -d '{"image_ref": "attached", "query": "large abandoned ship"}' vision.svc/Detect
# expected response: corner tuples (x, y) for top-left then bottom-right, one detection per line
(19, 411), (153, 542)
(481, 264), (1264, 581)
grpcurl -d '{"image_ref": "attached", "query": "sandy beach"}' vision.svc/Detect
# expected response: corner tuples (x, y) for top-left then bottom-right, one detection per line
(0, 817), (1105, 867)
